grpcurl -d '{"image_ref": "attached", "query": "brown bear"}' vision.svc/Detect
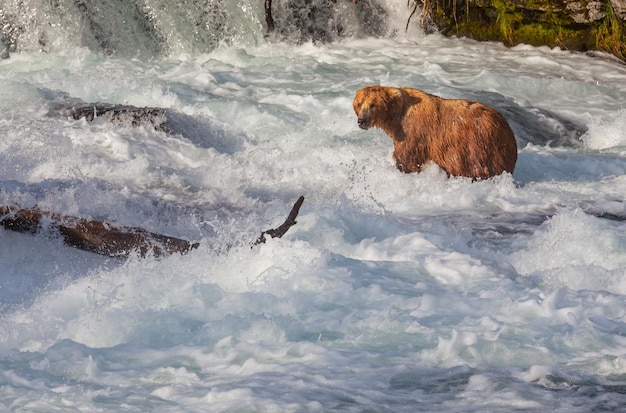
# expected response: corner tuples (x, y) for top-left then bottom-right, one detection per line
(353, 86), (518, 180)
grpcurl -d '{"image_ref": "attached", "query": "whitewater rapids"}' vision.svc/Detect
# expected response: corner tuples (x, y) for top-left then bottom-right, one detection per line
(1, 0), (626, 411)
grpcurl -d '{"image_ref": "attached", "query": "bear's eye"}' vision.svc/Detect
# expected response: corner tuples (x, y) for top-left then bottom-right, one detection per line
(369, 103), (376, 109)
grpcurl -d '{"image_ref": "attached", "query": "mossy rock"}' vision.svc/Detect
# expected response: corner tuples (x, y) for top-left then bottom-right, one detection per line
(428, 0), (625, 61)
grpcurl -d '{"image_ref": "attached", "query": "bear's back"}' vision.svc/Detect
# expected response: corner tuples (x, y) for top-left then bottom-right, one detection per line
(396, 88), (517, 178)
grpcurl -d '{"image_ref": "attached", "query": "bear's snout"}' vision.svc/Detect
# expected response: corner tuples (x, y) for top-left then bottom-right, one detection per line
(356, 107), (372, 129)
(357, 115), (371, 130)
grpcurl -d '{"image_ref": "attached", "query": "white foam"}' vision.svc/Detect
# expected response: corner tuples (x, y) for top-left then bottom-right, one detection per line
(511, 208), (626, 293)
(582, 109), (626, 151)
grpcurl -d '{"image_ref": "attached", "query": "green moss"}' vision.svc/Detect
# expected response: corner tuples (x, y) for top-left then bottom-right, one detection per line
(595, 2), (626, 59)
(492, 0), (520, 45)
(428, 0), (625, 62)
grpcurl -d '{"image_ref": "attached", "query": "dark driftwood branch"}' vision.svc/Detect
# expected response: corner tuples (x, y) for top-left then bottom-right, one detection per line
(254, 196), (304, 245)
(0, 205), (198, 258)
(0, 197), (305, 257)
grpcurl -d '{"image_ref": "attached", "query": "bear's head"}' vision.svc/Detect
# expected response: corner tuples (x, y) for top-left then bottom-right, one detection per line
(353, 86), (403, 130)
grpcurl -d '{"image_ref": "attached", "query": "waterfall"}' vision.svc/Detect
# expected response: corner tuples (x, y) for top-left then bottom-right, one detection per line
(0, 0), (391, 58)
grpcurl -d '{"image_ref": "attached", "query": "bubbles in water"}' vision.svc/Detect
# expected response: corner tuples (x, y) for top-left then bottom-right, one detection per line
(510, 208), (626, 293)
(582, 109), (626, 152)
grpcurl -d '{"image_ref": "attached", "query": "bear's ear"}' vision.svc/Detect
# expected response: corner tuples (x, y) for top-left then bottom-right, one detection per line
(388, 87), (403, 98)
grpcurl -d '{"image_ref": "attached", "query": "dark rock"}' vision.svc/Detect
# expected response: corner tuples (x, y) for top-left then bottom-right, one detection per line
(49, 100), (171, 132)
(0, 35), (8, 59)
(47, 98), (244, 154)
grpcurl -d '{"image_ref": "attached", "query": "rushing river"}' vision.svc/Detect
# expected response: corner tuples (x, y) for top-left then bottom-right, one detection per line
(1, 0), (626, 411)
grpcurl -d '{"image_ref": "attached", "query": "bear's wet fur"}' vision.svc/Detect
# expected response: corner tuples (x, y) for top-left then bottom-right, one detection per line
(353, 86), (518, 179)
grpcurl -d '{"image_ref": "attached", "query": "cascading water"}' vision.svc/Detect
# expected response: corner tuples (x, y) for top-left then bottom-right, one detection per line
(0, 0), (260, 57)
(0, 0), (393, 57)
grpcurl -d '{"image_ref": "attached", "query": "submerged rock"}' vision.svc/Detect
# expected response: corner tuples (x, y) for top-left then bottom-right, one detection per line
(0, 33), (9, 59)
(49, 100), (171, 132)
(47, 98), (244, 154)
